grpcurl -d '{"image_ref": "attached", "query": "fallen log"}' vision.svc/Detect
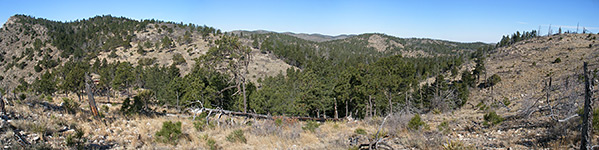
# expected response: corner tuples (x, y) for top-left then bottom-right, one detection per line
(199, 107), (341, 122)
(187, 100), (341, 122)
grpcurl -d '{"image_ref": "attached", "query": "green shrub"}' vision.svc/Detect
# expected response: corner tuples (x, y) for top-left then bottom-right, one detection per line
(19, 93), (26, 100)
(443, 139), (472, 150)
(594, 109), (599, 133)
(226, 129), (247, 143)
(34, 65), (42, 72)
(45, 95), (53, 102)
(502, 97), (511, 106)
(108, 51), (118, 58)
(155, 121), (182, 145)
(172, 53), (186, 65)
(193, 120), (215, 132)
(354, 128), (367, 135)
(552, 57), (561, 63)
(302, 120), (321, 132)
(62, 98), (79, 114)
(483, 111), (504, 126)
(65, 127), (85, 149)
(101, 105), (109, 112)
(120, 96), (144, 115)
(408, 114), (426, 130)
(437, 121), (449, 133)
(486, 74), (502, 87)
(206, 137), (219, 150)
(579, 108), (599, 133)
(274, 118), (283, 127)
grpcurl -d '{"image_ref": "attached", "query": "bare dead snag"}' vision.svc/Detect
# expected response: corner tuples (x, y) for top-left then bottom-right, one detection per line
(359, 114), (393, 150)
(581, 62), (593, 150)
(187, 100), (340, 122)
(0, 93), (4, 115)
(86, 73), (100, 119)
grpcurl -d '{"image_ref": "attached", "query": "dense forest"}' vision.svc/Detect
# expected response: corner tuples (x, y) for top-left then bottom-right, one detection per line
(4, 15), (503, 119)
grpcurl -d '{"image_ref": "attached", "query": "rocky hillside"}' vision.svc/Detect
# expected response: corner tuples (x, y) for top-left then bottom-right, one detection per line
(2, 14), (598, 149)
(432, 33), (599, 149)
(0, 15), (294, 89)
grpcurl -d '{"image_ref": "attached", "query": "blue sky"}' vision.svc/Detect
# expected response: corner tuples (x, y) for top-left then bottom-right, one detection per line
(1, 0), (597, 43)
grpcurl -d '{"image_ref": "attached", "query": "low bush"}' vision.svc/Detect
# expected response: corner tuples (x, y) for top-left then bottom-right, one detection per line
(408, 114), (426, 130)
(274, 118), (283, 127)
(65, 127), (86, 149)
(205, 137), (220, 150)
(193, 119), (215, 132)
(437, 121), (449, 133)
(155, 121), (182, 145)
(302, 120), (320, 132)
(62, 98), (79, 114)
(483, 111), (504, 126)
(172, 53), (186, 65)
(354, 128), (367, 135)
(226, 129), (247, 143)
(552, 57), (562, 64)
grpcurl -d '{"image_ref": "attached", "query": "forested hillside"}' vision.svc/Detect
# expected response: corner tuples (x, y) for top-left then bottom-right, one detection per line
(0, 15), (493, 119)
(1, 14), (597, 149)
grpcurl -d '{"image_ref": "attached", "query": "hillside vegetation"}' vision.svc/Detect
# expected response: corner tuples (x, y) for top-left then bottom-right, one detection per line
(0, 14), (597, 149)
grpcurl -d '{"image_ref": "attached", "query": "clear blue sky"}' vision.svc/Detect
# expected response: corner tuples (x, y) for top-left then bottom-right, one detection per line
(1, 0), (598, 43)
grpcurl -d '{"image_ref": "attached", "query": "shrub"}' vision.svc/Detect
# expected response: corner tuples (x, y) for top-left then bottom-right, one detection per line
(486, 74), (502, 87)
(274, 118), (283, 127)
(408, 114), (426, 130)
(34, 65), (42, 72)
(101, 105), (109, 112)
(155, 121), (182, 145)
(45, 95), (53, 102)
(354, 128), (367, 135)
(120, 96), (144, 115)
(193, 120), (215, 132)
(137, 57), (156, 66)
(502, 97), (511, 106)
(65, 127), (85, 149)
(443, 139), (472, 150)
(62, 98), (79, 114)
(437, 121), (449, 133)
(483, 111), (504, 126)
(19, 93), (26, 100)
(206, 137), (220, 150)
(552, 58), (561, 64)
(108, 51), (118, 58)
(172, 53), (186, 65)
(226, 129), (247, 143)
(302, 120), (321, 132)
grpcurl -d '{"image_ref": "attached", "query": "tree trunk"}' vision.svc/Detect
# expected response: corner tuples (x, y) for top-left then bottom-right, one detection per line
(581, 62), (593, 150)
(242, 78), (247, 113)
(317, 109), (320, 119)
(86, 73), (100, 119)
(0, 93), (5, 115)
(334, 98), (338, 119)
(345, 99), (349, 118)
(176, 91), (180, 111)
(77, 92), (81, 102)
(386, 91), (393, 115)
(106, 87), (110, 103)
(368, 95), (373, 117)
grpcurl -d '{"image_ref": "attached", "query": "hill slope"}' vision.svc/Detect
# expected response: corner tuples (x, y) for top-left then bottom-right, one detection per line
(432, 33), (599, 149)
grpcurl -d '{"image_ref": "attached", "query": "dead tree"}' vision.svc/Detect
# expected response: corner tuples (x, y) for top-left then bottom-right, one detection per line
(0, 93), (4, 115)
(581, 62), (593, 150)
(86, 73), (100, 119)
(359, 114), (394, 150)
(334, 97), (339, 119)
(187, 100), (340, 122)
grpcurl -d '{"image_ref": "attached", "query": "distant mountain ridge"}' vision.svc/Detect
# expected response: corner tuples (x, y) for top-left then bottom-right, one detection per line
(230, 30), (354, 42)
